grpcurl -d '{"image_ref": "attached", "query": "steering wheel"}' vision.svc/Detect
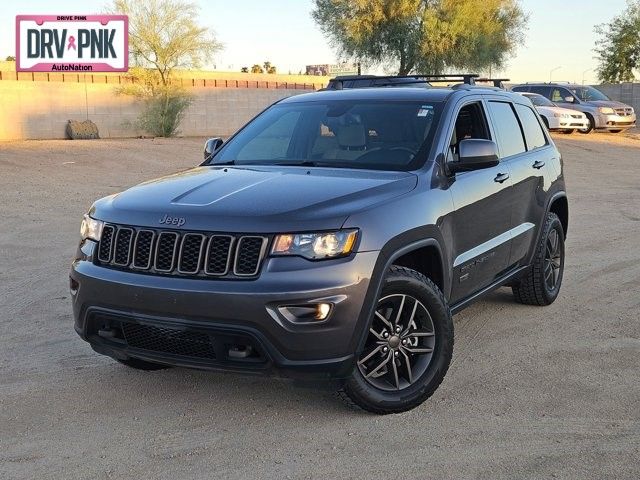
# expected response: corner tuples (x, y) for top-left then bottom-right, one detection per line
(355, 146), (416, 164)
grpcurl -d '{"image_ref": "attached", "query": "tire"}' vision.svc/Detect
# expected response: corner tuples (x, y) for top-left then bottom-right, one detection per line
(578, 114), (594, 134)
(338, 266), (454, 414)
(512, 212), (565, 306)
(117, 357), (171, 371)
(560, 129), (575, 134)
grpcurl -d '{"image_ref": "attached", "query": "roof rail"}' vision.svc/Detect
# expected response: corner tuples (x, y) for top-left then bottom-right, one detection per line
(475, 78), (510, 89)
(325, 73), (480, 90)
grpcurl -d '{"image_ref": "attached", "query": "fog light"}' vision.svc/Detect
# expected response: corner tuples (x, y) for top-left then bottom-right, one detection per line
(278, 303), (332, 323)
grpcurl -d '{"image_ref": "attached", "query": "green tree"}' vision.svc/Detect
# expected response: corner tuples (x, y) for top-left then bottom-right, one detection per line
(251, 64), (264, 73)
(595, 0), (640, 83)
(312, 0), (527, 75)
(109, 0), (221, 136)
(241, 66), (249, 73)
(5, 55), (15, 61)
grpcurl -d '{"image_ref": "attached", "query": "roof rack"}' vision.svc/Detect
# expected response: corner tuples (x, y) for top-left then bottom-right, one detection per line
(325, 73), (480, 90)
(475, 78), (510, 89)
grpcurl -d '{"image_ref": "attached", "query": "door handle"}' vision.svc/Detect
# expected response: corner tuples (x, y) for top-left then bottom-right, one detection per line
(494, 172), (510, 183)
(532, 160), (545, 169)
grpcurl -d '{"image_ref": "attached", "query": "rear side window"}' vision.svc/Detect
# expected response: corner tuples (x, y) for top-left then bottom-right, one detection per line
(487, 101), (526, 158)
(530, 86), (551, 97)
(514, 104), (547, 150)
(511, 86), (529, 93)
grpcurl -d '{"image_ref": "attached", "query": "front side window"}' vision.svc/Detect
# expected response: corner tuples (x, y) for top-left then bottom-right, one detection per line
(551, 88), (574, 103)
(447, 102), (491, 162)
(211, 100), (442, 171)
(514, 104), (547, 151)
(487, 101), (526, 158)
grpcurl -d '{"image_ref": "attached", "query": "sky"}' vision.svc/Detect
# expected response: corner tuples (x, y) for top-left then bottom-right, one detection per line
(0, 0), (629, 84)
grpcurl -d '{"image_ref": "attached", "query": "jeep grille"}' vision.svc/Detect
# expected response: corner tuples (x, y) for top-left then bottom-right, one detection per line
(96, 224), (268, 279)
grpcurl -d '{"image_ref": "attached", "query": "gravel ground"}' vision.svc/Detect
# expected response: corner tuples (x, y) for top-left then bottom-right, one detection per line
(1, 132), (639, 480)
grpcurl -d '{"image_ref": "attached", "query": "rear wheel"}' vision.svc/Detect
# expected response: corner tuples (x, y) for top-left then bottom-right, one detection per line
(339, 266), (453, 414)
(117, 357), (171, 371)
(512, 212), (565, 306)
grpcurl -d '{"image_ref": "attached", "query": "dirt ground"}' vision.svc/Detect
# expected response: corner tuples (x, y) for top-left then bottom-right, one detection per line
(1, 132), (639, 480)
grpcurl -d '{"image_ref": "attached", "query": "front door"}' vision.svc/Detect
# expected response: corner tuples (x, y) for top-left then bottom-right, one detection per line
(446, 100), (514, 303)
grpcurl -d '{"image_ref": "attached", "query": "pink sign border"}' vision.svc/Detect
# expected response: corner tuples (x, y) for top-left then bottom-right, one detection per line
(15, 15), (129, 72)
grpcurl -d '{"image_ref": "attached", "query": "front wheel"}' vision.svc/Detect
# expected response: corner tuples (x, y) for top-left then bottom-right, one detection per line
(578, 115), (594, 134)
(512, 212), (565, 306)
(339, 266), (454, 414)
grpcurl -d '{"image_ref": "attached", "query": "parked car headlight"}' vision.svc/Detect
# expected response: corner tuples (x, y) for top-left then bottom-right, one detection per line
(554, 113), (570, 118)
(272, 230), (358, 260)
(80, 214), (104, 241)
(599, 107), (616, 115)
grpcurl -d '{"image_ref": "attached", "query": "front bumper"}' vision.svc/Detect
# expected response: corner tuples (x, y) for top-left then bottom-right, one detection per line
(71, 241), (379, 379)
(595, 112), (636, 130)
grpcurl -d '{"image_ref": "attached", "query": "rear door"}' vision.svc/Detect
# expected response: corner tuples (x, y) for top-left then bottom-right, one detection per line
(489, 100), (555, 267)
(485, 100), (537, 269)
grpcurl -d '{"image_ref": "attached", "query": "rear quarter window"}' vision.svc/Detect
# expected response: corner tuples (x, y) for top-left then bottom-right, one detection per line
(487, 101), (526, 158)
(514, 104), (547, 150)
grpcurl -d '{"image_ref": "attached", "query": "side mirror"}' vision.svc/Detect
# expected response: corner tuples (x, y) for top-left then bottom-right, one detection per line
(204, 137), (224, 160)
(564, 96), (575, 103)
(449, 139), (500, 173)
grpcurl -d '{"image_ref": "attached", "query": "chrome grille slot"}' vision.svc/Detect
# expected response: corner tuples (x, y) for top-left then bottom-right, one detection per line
(98, 225), (115, 262)
(178, 234), (206, 274)
(132, 230), (154, 269)
(234, 236), (267, 276)
(113, 227), (134, 266)
(205, 235), (234, 275)
(155, 232), (179, 272)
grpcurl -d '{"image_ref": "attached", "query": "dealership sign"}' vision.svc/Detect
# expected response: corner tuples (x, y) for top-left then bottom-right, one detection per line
(16, 15), (128, 72)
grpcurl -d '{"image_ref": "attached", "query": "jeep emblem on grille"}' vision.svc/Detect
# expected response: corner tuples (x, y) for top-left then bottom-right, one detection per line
(159, 214), (186, 227)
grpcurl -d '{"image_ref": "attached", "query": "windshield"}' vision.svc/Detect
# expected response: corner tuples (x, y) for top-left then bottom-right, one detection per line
(210, 100), (442, 171)
(525, 94), (554, 107)
(568, 86), (610, 102)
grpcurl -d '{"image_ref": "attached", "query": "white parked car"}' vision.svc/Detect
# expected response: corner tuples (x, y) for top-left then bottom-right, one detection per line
(519, 92), (590, 134)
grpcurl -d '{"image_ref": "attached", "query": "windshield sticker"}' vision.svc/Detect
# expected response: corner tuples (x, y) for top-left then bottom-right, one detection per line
(417, 105), (433, 117)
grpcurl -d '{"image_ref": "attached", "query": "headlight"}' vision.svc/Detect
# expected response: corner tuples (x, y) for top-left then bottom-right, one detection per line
(553, 113), (570, 118)
(80, 214), (104, 241)
(599, 107), (615, 115)
(272, 230), (358, 260)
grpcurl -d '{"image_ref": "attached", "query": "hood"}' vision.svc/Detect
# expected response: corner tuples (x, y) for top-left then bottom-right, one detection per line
(537, 105), (585, 117)
(92, 166), (418, 232)
(586, 100), (630, 109)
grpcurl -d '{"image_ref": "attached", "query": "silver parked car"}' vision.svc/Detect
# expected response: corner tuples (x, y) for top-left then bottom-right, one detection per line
(511, 83), (636, 134)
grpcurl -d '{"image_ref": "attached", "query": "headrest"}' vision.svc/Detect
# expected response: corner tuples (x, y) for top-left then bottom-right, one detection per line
(336, 123), (366, 149)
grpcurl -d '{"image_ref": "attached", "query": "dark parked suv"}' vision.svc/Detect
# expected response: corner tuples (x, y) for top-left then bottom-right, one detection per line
(72, 76), (568, 413)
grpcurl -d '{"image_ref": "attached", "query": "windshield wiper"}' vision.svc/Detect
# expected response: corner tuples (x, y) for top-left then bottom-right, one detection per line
(213, 160), (235, 165)
(272, 160), (319, 167)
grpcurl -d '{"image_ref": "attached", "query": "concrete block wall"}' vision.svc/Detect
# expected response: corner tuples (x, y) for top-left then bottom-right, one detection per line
(0, 81), (311, 140)
(594, 83), (640, 113)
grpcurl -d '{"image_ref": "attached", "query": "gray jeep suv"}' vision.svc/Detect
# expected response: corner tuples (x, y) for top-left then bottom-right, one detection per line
(71, 77), (568, 413)
(511, 83), (636, 134)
